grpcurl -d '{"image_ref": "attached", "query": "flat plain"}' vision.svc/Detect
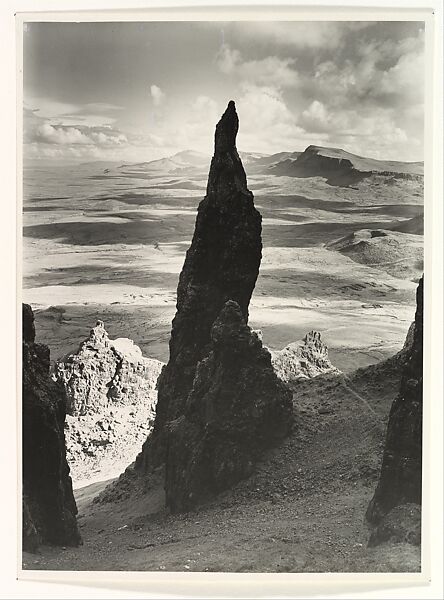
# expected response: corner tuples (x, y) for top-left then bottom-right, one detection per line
(23, 153), (423, 374)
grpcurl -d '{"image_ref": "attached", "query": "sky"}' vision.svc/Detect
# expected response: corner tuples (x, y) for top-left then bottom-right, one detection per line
(23, 21), (425, 163)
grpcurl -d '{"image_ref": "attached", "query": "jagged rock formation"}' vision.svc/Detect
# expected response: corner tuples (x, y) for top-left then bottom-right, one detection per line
(22, 304), (80, 551)
(271, 331), (339, 384)
(54, 320), (162, 416)
(366, 276), (423, 532)
(165, 301), (293, 512)
(54, 321), (163, 485)
(137, 100), (263, 470)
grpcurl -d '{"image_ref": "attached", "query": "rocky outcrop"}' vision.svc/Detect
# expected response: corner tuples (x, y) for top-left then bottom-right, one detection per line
(22, 304), (80, 551)
(165, 301), (293, 512)
(137, 100), (263, 470)
(271, 331), (338, 384)
(54, 321), (162, 416)
(54, 322), (163, 485)
(366, 276), (423, 529)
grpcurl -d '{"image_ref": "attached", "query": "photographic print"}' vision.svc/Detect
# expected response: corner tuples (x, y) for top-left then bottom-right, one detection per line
(20, 17), (425, 574)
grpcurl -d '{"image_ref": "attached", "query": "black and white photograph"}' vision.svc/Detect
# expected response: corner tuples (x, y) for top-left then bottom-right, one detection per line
(17, 12), (435, 581)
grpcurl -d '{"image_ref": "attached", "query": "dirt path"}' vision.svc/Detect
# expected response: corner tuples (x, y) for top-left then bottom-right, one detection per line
(23, 358), (420, 573)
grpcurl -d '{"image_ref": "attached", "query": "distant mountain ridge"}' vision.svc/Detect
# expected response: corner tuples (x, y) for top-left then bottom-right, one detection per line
(268, 145), (423, 186)
(105, 145), (423, 185)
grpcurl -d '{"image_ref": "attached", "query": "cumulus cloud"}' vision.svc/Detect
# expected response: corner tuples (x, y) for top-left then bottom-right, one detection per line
(302, 29), (425, 111)
(299, 100), (334, 133)
(23, 22), (424, 162)
(32, 122), (127, 146)
(236, 84), (324, 153)
(217, 44), (298, 89)
(150, 84), (165, 106)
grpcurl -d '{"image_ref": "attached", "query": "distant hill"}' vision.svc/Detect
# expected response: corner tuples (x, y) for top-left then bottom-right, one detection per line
(390, 213), (424, 235)
(268, 145), (424, 187)
(111, 150), (283, 176)
(102, 145), (423, 188)
(115, 150), (210, 175)
(327, 227), (423, 279)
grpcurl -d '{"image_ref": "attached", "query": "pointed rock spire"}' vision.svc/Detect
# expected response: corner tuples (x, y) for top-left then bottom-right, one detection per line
(136, 101), (263, 470)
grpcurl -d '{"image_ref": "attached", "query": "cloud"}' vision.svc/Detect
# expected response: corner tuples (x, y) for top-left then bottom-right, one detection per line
(216, 44), (298, 87)
(192, 95), (219, 115)
(299, 100), (334, 134)
(235, 84), (326, 153)
(31, 122), (127, 146)
(296, 99), (415, 160)
(216, 44), (298, 89)
(23, 23), (424, 163)
(150, 84), (165, 106)
(216, 22), (370, 51)
(301, 29), (425, 111)
(25, 97), (123, 127)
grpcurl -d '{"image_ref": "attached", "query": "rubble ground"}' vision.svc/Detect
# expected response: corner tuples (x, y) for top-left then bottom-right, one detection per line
(24, 351), (420, 572)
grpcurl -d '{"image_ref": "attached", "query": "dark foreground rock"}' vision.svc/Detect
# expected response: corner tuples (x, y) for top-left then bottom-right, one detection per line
(368, 504), (421, 548)
(22, 304), (81, 551)
(165, 301), (293, 512)
(136, 100), (263, 470)
(366, 276), (423, 531)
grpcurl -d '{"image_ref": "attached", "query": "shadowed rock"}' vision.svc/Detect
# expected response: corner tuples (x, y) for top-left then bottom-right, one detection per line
(165, 301), (293, 512)
(368, 503), (421, 547)
(366, 276), (423, 530)
(22, 304), (81, 551)
(136, 101), (262, 470)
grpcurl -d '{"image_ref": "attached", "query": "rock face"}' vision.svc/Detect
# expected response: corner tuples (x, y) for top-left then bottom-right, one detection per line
(22, 304), (80, 551)
(54, 321), (163, 485)
(165, 301), (293, 512)
(366, 276), (423, 527)
(271, 331), (338, 384)
(368, 503), (421, 548)
(137, 100), (263, 470)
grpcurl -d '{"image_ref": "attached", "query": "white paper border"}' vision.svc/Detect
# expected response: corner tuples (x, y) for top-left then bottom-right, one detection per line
(2, 1), (442, 598)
